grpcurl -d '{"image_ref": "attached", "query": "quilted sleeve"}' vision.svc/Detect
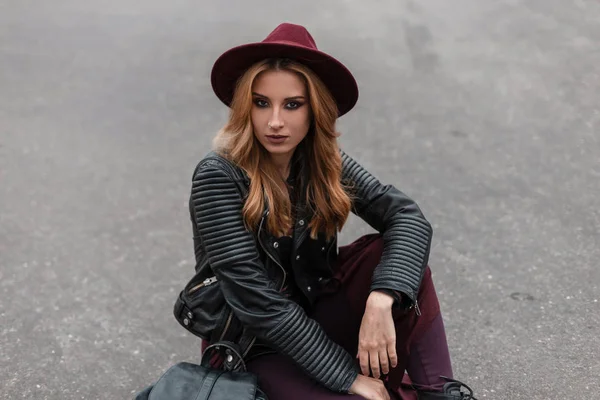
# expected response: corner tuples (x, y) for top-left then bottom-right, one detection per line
(340, 150), (433, 309)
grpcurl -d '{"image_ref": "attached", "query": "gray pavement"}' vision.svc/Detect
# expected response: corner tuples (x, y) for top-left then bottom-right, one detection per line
(1, 1), (599, 399)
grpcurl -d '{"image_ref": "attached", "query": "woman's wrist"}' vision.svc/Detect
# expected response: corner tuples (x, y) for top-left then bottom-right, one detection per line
(366, 290), (395, 310)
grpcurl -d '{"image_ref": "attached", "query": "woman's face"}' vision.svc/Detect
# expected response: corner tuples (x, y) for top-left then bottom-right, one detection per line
(251, 69), (311, 160)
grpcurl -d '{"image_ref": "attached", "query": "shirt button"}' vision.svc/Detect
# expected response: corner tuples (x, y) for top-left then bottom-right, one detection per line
(298, 219), (305, 226)
(307, 286), (312, 292)
(296, 255), (300, 260)
(321, 247), (325, 252)
(318, 277), (323, 282)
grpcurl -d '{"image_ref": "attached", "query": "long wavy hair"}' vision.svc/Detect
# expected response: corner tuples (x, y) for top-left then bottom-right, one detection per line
(212, 58), (352, 240)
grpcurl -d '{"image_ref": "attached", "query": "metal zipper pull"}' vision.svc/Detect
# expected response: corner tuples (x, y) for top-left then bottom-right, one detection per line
(414, 299), (422, 316)
(188, 276), (218, 294)
(203, 276), (218, 286)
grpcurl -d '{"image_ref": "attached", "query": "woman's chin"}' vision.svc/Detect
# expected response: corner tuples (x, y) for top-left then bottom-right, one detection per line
(263, 143), (295, 155)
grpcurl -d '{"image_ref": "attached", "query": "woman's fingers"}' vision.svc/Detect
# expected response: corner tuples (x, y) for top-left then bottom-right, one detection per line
(358, 349), (371, 376)
(360, 344), (397, 377)
(387, 339), (398, 369)
(378, 348), (390, 375)
(370, 349), (381, 378)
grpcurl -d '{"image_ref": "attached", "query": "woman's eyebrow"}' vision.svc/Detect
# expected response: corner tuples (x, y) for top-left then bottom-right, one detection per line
(252, 92), (306, 101)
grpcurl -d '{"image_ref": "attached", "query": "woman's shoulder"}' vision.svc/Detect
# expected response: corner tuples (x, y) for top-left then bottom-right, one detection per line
(338, 147), (358, 166)
(191, 150), (249, 185)
(338, 148), (366, 175)
(193, 150), (231, 169)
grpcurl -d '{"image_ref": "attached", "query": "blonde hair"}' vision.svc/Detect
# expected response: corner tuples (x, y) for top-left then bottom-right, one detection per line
(213, 58), (351, 240)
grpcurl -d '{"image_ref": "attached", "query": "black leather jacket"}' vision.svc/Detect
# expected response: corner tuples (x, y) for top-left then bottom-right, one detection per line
(174, 150), (433, 393)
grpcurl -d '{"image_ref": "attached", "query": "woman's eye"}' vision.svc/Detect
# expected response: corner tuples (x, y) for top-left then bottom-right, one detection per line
(286, 101), (302, 110)
(254, 99), (268, 108)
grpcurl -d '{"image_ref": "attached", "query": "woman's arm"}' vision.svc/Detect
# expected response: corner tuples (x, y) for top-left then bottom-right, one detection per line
(340, 150), (433, 310)
(191, 159), (359, 392)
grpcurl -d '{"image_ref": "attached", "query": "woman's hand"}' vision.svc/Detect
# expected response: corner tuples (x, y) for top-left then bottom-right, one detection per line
(349, 374), (391, 400)
(357, 291), (398, 379)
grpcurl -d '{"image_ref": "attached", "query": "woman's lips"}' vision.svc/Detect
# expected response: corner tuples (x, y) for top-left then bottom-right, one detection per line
(265, 135), (288, 144)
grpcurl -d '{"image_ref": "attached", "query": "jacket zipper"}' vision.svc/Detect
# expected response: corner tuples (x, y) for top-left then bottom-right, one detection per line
(258, 210), (287, 291)
(238, 211), (280, 359)
(205, 211), (286, 351)
(216, 212), (285, 345)
(242, 337), (257, 358)
(212, 155), (286, 290)
(411, 261), (428, 316)
(413, 299), (421, 316)
(218, 311), (233, 341)
(405, 290), (421, 316)
(188, 276), (218, 295)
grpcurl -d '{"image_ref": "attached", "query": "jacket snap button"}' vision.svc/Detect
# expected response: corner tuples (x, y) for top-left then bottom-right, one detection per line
(296, 255), (300, 260)
(307, 286), (312, 292)
(273, 241), (279, 248)
(298, 220), (305, 226)
(183, 318), (190, 326)
(321, 247), (325, 252)
(187, 311), (193, 319)
(318, 277), (323, 282)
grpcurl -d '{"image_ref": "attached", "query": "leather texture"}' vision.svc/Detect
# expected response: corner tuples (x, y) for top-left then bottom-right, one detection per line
(134, 341), (268, 400)
(174, 149), (433, 393)
(134, 362), (268, 400)
(340, 150), (433, 305)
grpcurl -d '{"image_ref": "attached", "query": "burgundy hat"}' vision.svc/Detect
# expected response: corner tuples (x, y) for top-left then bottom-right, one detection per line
(210, 23), (359, 117)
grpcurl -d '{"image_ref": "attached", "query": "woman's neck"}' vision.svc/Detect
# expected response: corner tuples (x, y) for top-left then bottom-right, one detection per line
(270, 151), (294, 180)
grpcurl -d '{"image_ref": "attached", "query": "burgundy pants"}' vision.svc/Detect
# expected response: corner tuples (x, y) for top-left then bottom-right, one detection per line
(245, 234), (453, 399)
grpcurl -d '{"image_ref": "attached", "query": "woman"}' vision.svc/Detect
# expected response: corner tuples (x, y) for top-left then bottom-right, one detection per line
(177, 23), (477, 400)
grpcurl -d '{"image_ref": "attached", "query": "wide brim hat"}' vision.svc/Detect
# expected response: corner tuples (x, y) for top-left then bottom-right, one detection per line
(210, 23), (359, 117)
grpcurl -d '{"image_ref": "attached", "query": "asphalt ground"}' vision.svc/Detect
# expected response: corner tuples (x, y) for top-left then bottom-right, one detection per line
(1, 1), (599, 399)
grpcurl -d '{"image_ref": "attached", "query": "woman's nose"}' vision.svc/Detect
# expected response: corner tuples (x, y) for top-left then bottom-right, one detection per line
(268, 112), (284, 129)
